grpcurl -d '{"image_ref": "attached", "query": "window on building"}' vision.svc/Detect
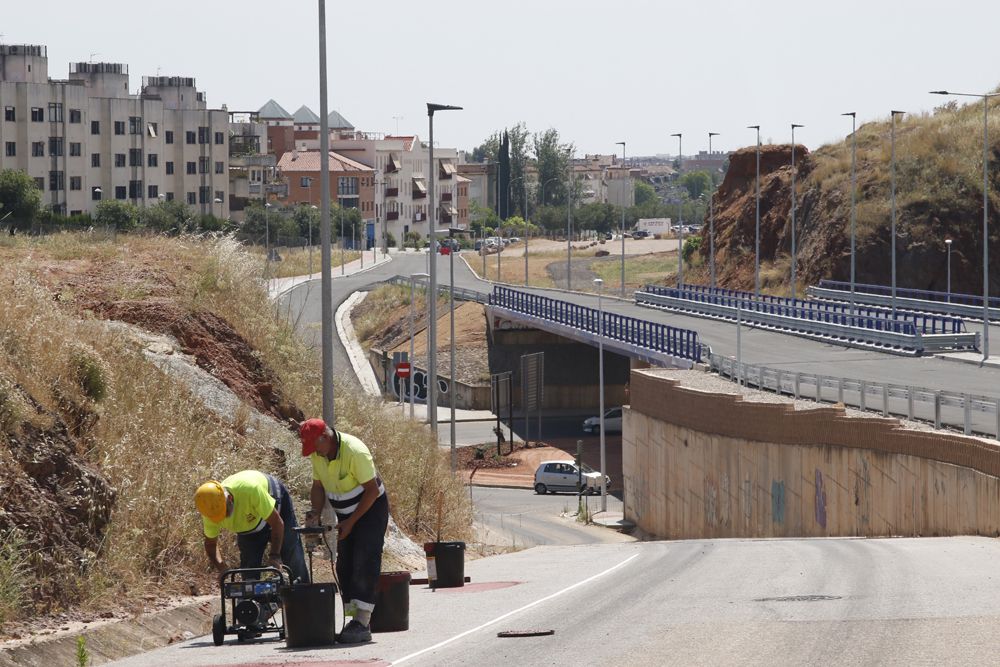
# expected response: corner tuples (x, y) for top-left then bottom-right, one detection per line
(4, 107), (14, 122)
(115, 153), (126, 168)
(165, 161), (174, 175)
(70, 210), (82, 217)
(115, 186), (127, 200)
(69, 142), (81, 157)
(51, 203), (66, 216)
(91, 186), (102, 201)
(165, 192), (174, 201)
(338, 177), (359, 195)
(186, 192), (196, 205)
(69, 109), (81, 124)
(198, 156), (208, 174)
(92, 153), (100, 167)
(147, 122), (157, 138)
(47, 103), (63, 122)
(31, 142), (44, 157)
(148, 153), (158, 167)
(199, 186), (210, 204)
(148, 184), (159, 199)
(165, 130), (174, 144)
(214, 161), (224, 174)
(33, 177), (44, 190)
(70, 176), (82, 191)
(49, 171), (64, 191)
(129, 180), (143, 199)
(198, 127), (209, 144)
(185, 131), (196, 145)
(129, 116), (142, 135)
(186, 161), (196, 175)
(5, 142), (14, 157)
(129, 148), (142, 167)
(214, 190), (224, 203)
(31, 107), (43, 122)
(48, 137), (64, 156)
(91, 120), (100, 135)
(214, 131), (224, 145)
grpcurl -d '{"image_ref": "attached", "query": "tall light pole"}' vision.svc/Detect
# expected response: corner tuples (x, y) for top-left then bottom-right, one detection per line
(317, 0), (334, 424)
(426, 102), (462, 436)
(508, 175), (525, 285)
(447, 228), (458, 471)
(842, 112), (857, 315)
(566, 152), (574, 290)
(932, 90), (997, 360)
(708, 132), (719, 288)
(671, 133), (684, 287)
(945, 238), (953, 302)
(537, 177), (559, 287)
(409, 272), (428, 419)
(593, 277), (607, 512)
(309, 204), (318, 275)
(264, 202), (272, 277)
(748, 125), (761, 296)
(790, 124), (804, 299)
(890, 110), (904, 315)
(616, 141), (627, 297)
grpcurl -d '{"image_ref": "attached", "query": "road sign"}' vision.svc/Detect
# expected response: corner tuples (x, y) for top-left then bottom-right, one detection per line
(396, 361), (411, 378)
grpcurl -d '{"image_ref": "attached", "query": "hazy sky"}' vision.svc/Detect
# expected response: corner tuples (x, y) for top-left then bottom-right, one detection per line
(5, 0), (1000, 157)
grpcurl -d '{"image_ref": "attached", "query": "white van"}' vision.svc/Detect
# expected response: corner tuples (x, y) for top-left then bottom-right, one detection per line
(533, 460), (611, 495)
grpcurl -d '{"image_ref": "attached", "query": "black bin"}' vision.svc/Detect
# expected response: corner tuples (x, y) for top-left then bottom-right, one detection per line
(370, 571), (411, 633)
(423, 541), (466, 589)
(279, 582), (337, 648)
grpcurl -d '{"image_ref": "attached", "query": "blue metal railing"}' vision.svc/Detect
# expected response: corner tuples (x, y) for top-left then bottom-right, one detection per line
(490, 286), (702, 362)
(642, 284), (967, 336)
(818, 279), (1000, 309)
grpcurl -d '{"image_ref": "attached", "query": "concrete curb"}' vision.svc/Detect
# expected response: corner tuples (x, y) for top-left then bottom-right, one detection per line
(336, 291), (382, 397)
(933, 352), (1000, 369)
(0, 597), (218, 667)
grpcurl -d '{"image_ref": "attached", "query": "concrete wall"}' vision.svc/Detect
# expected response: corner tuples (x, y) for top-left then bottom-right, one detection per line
(624, 369), (1000, 540)
(368, 348), (491, 410)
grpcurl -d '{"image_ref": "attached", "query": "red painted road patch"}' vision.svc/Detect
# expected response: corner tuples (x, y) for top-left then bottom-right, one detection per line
(435, 581), (523, 593)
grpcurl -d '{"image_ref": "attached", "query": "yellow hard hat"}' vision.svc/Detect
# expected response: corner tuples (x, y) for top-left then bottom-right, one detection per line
(195, 480), (227, 522)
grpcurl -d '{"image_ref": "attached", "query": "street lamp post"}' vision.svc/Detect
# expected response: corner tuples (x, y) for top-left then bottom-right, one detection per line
(508, 175), (525, 285)
(317, 0), (335, 424)
(790, 124), (804, 299)
(671, 133), (683, 288)
(843, 112), (857, 315)
(309, 204), (318, 275)
(537, 177), (559, 287)
(566, 155), (574, 290)
(708, 132), (719, 288)
(616, 141), (627, 297)
(890, 110), (904, 315)
(593, 277), (607, 512)
(447, 227), (459, 470)
(946, 238), (953, 302)
(747, 125), (761, 296)
(426, 102), (462, 436)
(931, 89), (996, 361)
(409, 272), (428, 420)
(264, 202), (272, 276)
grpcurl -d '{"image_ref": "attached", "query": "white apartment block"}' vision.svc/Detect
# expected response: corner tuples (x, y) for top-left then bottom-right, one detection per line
(0, 44), (229, 217)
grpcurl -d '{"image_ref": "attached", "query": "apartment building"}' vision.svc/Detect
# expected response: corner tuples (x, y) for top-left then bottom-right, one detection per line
(0, 44), (229, 217)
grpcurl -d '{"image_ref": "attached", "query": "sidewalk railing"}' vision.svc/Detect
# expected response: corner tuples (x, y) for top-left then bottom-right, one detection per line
(491, 286), (702, 362)
(636, 285), (978, 354)
(811, 280), (1000, 322)
(709, 353), (1000, 440)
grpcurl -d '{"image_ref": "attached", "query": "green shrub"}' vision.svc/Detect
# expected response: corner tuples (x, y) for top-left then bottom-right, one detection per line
(71, 347), (108, 402)
(0, 528), (32, 625)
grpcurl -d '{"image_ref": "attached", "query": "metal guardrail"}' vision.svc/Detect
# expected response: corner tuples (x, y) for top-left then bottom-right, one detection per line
(709, 353), (1000, 440)
(384, 275), (488, 304)
(636, 286), (978, 355)
(819, 279), (1000, 310)
(811, 282), (1000, 323)
(491, 286), (703, 362)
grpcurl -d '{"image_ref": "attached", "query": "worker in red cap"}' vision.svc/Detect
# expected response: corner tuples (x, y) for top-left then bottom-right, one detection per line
(300, 418), (388, 644)
(194, 471), (310, 584)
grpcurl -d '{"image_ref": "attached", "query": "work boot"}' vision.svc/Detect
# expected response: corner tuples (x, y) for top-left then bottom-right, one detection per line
(337, 619), (372, 644)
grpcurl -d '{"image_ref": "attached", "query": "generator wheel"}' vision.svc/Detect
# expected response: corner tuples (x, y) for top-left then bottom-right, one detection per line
(212, 614), (225, 646)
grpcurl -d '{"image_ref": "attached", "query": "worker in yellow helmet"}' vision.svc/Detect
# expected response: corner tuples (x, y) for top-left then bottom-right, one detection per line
(194, 470), (309, 584)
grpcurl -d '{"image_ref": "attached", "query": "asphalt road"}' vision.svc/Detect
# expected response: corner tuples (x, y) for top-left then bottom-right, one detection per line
(108, 536), (1000, 666)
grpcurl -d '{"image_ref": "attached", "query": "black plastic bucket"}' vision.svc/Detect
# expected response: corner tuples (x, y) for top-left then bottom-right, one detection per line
(369, 571), (411, 633)
(423, 541), (466, 589)
(279, 582), (337, 648)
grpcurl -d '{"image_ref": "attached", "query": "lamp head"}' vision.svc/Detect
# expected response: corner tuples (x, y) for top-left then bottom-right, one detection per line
(792, 123), (804, 129)
(708, 132), (720, 137)
(427, 102), (463, 115)
(945, 238), (953, 245)
(891, 110), (905, 116)
(929, 90), (949, 95)
(841, 112), (856, 118)
(670, 133), (682, 138)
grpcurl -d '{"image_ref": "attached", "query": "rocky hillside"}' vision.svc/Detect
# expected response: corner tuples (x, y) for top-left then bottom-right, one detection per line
(700, 97), (1000, 296)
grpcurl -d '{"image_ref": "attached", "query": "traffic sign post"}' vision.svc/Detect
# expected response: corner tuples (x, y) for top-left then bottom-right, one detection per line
(392, 352), (410, 415)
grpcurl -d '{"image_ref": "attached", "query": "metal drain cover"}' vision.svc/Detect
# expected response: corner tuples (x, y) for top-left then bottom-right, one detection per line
(754, 595), (842, 603)
(497, 629), (555, 638)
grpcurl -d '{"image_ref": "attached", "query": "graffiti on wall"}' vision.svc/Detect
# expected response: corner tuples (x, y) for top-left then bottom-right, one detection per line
(390, 369), (449, 402)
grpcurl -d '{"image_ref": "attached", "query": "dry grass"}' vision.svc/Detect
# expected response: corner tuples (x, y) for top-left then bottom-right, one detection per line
(0, 232), (471, 617)
(246, 244), (362, 279)
(590, 253), (679, 291)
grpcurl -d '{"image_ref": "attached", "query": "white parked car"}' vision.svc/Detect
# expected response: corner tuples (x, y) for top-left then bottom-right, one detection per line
(533, 460), (611, 495)
(582, 407), (623, 434)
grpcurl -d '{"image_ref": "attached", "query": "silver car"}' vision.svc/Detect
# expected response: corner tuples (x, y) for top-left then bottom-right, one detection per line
(582, 407), (623, 434)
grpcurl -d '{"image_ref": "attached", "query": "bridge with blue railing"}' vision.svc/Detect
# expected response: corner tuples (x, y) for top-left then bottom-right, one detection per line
(634, 283), (978, 355)
(810, 279), (1000, 323)
(488, 285), (704, 367)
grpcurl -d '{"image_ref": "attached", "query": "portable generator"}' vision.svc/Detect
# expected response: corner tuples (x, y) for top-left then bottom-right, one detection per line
(211, 566), (289, 646)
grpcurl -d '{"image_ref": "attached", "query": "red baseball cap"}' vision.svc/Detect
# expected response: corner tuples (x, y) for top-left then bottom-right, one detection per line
(299, 418), (327, 456)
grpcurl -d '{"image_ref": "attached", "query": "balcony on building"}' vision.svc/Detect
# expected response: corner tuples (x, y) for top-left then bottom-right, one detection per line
(386, 154), (401, 173)
(412, 177), (427, 199)
(439, 161), (456, 180)
(387, 210), (399, 221)
(385, 186), (399, 198)
(413, 211), (426, 223)
(440, 203), (458, 225)
(440, 191), (453, 202)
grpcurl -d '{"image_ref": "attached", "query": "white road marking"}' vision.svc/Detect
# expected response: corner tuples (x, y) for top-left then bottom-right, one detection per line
(390, 552), (640, 665)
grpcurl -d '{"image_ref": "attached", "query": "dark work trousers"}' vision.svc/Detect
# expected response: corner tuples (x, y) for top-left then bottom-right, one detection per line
(336, 492), (389, 607)
(236, 476), (310, 584)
